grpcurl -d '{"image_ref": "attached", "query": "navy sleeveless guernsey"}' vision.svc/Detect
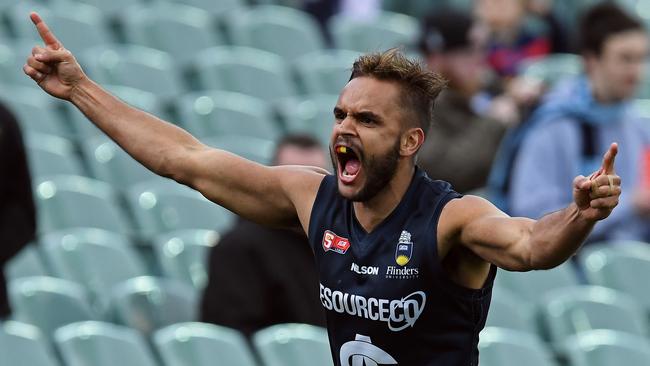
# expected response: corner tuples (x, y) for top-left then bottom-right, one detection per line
(308, 167), (496, 366)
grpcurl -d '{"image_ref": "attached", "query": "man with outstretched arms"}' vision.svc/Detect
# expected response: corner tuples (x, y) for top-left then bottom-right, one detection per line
(24, 13), (621, 366)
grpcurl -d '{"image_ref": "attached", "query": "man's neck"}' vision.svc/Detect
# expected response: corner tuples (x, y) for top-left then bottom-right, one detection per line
(353, 163), (415, 233)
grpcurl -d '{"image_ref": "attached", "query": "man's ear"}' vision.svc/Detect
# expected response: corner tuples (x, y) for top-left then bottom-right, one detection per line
(400, 127), (425, 157)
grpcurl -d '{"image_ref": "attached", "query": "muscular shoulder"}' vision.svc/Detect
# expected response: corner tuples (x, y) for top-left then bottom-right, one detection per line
(275, 165), (329, 232)
(437, 195), (504, 258)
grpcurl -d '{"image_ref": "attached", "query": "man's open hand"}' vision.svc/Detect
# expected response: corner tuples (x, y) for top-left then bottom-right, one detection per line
(573, 143), (621, 221)
(23, 12), (86, 100)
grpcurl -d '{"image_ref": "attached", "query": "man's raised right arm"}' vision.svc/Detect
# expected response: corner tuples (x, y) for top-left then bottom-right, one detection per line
(23, 12), (326, 230)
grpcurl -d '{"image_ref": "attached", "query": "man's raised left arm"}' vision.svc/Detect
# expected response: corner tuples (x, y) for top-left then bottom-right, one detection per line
(443, 143), (621, 271)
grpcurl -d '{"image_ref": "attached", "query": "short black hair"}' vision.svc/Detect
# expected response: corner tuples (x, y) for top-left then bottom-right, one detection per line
(579, 2), (645, 56)
(272, 133), (322, 164)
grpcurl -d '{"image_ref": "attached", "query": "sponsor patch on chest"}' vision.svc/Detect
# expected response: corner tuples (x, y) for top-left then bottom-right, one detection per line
(322, 230), (350, 254)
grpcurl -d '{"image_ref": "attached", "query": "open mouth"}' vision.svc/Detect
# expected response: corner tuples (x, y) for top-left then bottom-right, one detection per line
(335, 144), (362, 184)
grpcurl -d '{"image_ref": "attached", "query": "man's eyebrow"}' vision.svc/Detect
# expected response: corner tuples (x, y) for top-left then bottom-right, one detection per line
(351, 110), (383, 121)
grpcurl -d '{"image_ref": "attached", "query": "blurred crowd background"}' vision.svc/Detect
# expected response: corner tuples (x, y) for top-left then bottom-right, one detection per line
(1, 0), (650, 365)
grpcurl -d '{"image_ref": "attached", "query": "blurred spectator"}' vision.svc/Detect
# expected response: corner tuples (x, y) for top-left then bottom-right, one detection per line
(200, 134), (327, 337)
(475, 0), (553, 78)
(0, 101), (36, 319)
(509, 3), (650, 243)
(417, 9), (513, 193)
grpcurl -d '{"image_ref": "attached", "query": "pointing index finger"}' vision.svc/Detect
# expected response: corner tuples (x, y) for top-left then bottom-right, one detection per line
(601, 142), (618, 174)
(30, 12), (61, 50)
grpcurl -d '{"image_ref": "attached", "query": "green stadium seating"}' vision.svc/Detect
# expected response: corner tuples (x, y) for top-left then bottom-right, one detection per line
(8, 2), (114, 54)
(24, 133), (85, 179)
(82, 135), (160, 188)
(81, 45), (186, 100)
(328, 12), (419, 53)
(55, 321), (158, 366)
(65, 84), (171, 140)
(157, 0), (244, 16)
(153, 229), (219, 289)
(41, 230), (148, 300)
(203, 135), (276, 165)
(177, 91), (280, 140)
(108, 276), (198, 334)
(637, 65), (650, 98)
(72, 0), (143, 19)
(479, 327), (557, 366)
(485, 286), (538, 335)
(0, 86), (71, 138)
(189, 46), (297, 100)
(153, 322), (257, 366)
(519, 54), (583, 86)
(564, 329), (650, 366)
(126, 180), (234, 238)
(34, 175), (133, 235)
(540, 286), (648, 348)
(580, 242), (650, 311)
(293, 49), (359, 95)
(226, 5), (325, 60)
(0, 321), (59, 366)
(3, 244), (48, 281)
(8, 276), (97, 335)
(276, 94), (338, 145)
(494, 262), (580, 303)
(253, 323), (333, 366)
(120, 3), (224, 63)
(0, 42), (40, 87)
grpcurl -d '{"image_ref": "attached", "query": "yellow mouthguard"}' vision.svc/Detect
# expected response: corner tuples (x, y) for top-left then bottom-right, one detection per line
(337, 146), (347, 154)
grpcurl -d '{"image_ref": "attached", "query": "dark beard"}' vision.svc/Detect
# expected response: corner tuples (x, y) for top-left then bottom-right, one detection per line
(330, 138), (401, 202)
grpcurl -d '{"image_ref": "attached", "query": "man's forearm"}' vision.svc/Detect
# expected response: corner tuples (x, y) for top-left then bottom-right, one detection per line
(70, 78), (202, 180)
(527, 203), (595, 269)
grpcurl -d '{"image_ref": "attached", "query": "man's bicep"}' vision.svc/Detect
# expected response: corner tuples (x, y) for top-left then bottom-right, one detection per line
(184, 146), (325, 229)
(446, 196), (536, 271)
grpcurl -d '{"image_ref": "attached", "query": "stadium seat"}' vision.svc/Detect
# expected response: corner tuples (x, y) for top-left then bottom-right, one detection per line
(0, 86), (71, 139)
(41, 230), (148, 300)
(126, 180), (234, 238)
(635, 98), (650, 119)
(540, 286), (648, 348)
(0, 42), (40, 87)
(0, 321), (59, 366)
(107, 276), (198, 334)
(494, 261), (580, 303)
(120, 3), (224, 63)
(176, 91), (280, 140)
(580, 242), (650, 311)
(65, 84), (171, 139)
(226, 5), (324, 60)
(153, 229), (219, 289)
(189, 46), (297, 100)
(485, 286), (538, 335)
(519, 54), (583, 87)
(7, 2), (114, 54)
(82, 135), (160, 188)
(328, 12), (419, 53)
(276, 94), (338, 145)
(637, 65), (650, 98)
(24, 133), (85, 179)
(8, 276), (97, 336)
(81, 45), (186, 100)
(55, 321), (158, 366)
(34, 175), (133, 235)
(478, 327), (557, 366)
(253, 323), (333, 366)
(564, 329), (650, 366)
(156, 0), (245, 16)
(69, 0), (142, 19)
(203, 135), (276, 165)
(293, 49), (359, 95)
(153, 322), (257, 366)
(3, 244), (48, 281)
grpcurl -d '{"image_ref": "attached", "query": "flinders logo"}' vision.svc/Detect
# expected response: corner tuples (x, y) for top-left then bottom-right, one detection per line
(387, 231), (419, 279)
(395, 231), (413, 266)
